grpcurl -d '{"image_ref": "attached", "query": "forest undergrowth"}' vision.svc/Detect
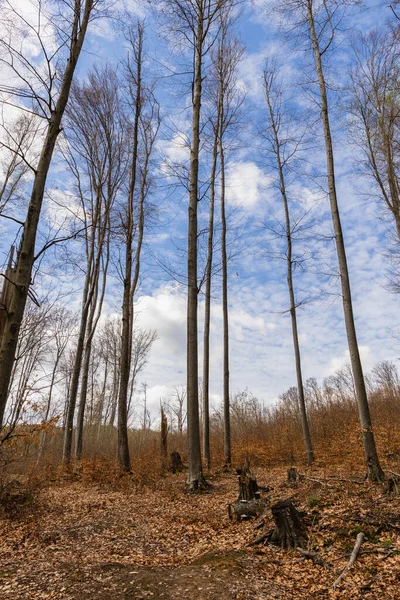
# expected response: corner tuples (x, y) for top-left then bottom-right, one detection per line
(0, 448), (399, 600)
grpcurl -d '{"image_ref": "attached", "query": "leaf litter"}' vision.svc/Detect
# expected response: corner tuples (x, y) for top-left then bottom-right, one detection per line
(0, 465), (399, 599)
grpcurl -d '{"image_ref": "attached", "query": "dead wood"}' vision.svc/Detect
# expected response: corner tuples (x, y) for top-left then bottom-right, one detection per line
(270, 500), (307, 550)
(236, 457), (259, 501)
(169, 451), (183, 473)
(296, 547), (332, 568)
(332, 532), (364, 588)
(287, 468), (304, 483)
(228, 458), (267, 521)
(228, 499), (266, 521)
(360, 576), (381, 591)
(248, 528), (274, 547)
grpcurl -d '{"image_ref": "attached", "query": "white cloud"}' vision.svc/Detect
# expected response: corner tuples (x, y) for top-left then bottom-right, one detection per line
(225, 161), (270, 210)
(326, 345), (374, 377)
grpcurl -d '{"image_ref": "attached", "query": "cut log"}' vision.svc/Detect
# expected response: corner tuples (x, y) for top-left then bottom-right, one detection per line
(270, 500), (307, 549)
(169, 450), (183, 473)
(228, 499), (266, 521)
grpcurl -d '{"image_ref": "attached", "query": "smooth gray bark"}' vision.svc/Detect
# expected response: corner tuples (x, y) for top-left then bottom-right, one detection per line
(187, 13), (204, 490)
(202, 113), (219, 471)
(307, 0), (383, 480)
(264, 70), (314, 465)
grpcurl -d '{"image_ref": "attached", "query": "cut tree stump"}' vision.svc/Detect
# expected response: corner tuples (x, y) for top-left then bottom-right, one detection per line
(287, 468), (304, 483)
(228, 457), (266, 521)
(169, 451), (183, 473)
(270, 500), (307, 549)
(237, 457), (260, 501)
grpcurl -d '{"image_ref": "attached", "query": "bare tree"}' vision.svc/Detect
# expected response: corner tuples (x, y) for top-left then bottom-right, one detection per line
(37, 307), (76, 463)
(60, 65), (126, 463)
(117, 21), (160, 471)
(274, 0), (384, 479)
(0, 114), (37, 218)
(202, 62), (220, 471)
(216, 18), (244, 466)
(127, 330), (157, 419)
(166, 385), (187, 434)
(164, 0), (230, 489)
(371, 360), (400, 395)
(350, 28), (400, 238)
(263, 63), (314, 465)
(0, 0), (98, 427)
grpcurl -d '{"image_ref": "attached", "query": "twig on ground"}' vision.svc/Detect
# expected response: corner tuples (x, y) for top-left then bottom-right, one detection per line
(332, 532), (364, 588)
(360, 575), (381, 591)
(303, 476), (334, 488)
(296, 547), (332, 568)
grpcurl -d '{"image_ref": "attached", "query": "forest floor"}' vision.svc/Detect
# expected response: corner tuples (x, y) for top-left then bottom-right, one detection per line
(0, 462), (399, 599)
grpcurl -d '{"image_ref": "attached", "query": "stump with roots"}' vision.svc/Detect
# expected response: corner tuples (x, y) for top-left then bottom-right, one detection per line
(228, 457), (266, 521)
(270, 500), (307, 549)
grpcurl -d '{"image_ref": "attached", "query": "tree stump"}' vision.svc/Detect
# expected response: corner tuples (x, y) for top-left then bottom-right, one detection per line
(270, 500), (307, 549)
(287, 467), (303, 483)
(169, 450), (183, 473)
(228, 458), (266, 521)
(237, 457), (260, 500)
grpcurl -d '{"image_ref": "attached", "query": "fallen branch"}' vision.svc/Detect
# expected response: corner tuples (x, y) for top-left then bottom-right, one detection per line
(360, 575), (381, 591)
(248, 529), (273, 547)
(387, 470), (400, 479)
(296, 547), (332, 568)
(303, 476), (333, 488)
(332, 532), (364, 588)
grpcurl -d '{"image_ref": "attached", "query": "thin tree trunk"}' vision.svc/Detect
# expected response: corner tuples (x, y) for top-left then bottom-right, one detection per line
(63, 270), (93, 464)
(307, 0), (383, 480)
(117, 26), (144, 473)
(202, 117), (219, 471)
(37, 353), (61, 465)
(187, 15), (205, 491)
(219, 129), (231, 466)
(264, 72), (314, 465)
(75, 238), (110, 459)
(0, 0), (94, 427)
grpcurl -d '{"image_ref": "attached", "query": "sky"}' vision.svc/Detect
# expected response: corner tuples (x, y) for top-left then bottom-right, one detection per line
(1, 0), (399, 425)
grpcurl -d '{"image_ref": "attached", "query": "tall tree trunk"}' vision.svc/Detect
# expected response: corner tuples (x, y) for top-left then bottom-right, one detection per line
(307, 0), (383, 480)
(117, 25), (145, 473)
(75, 239), (109, 459)
(63, 198), (103, 464)
(202, 117), (219, 471)
(187, 16), (205, 491)
(0, 0), (94, 427)
(264, 72), (314, 465)
(219, 129), (231, 466)
(63, 270), (93, 464)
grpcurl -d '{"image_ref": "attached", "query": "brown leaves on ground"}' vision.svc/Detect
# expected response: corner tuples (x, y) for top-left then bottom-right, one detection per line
(0, 464), (399, 599)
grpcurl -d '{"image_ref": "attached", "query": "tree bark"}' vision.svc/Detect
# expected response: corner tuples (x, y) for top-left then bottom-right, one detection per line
(219, 92), (231, 467)
(264, 71), (314, 465)
(186, 14), (205, 492)
(202, 112), (219, 471)
(307, 0), (384, 480)
(270, 500), (307, 549)
(0, 0), (94, 427)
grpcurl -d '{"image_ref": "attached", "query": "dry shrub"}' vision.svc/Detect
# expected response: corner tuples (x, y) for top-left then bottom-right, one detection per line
(5, 373), (399, 486)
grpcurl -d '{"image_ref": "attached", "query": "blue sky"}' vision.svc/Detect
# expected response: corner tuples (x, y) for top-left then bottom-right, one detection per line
(0, 0), (398, 424)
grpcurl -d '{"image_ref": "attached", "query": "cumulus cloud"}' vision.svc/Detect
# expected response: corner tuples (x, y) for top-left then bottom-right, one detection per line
(225, 161), (270, 210)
